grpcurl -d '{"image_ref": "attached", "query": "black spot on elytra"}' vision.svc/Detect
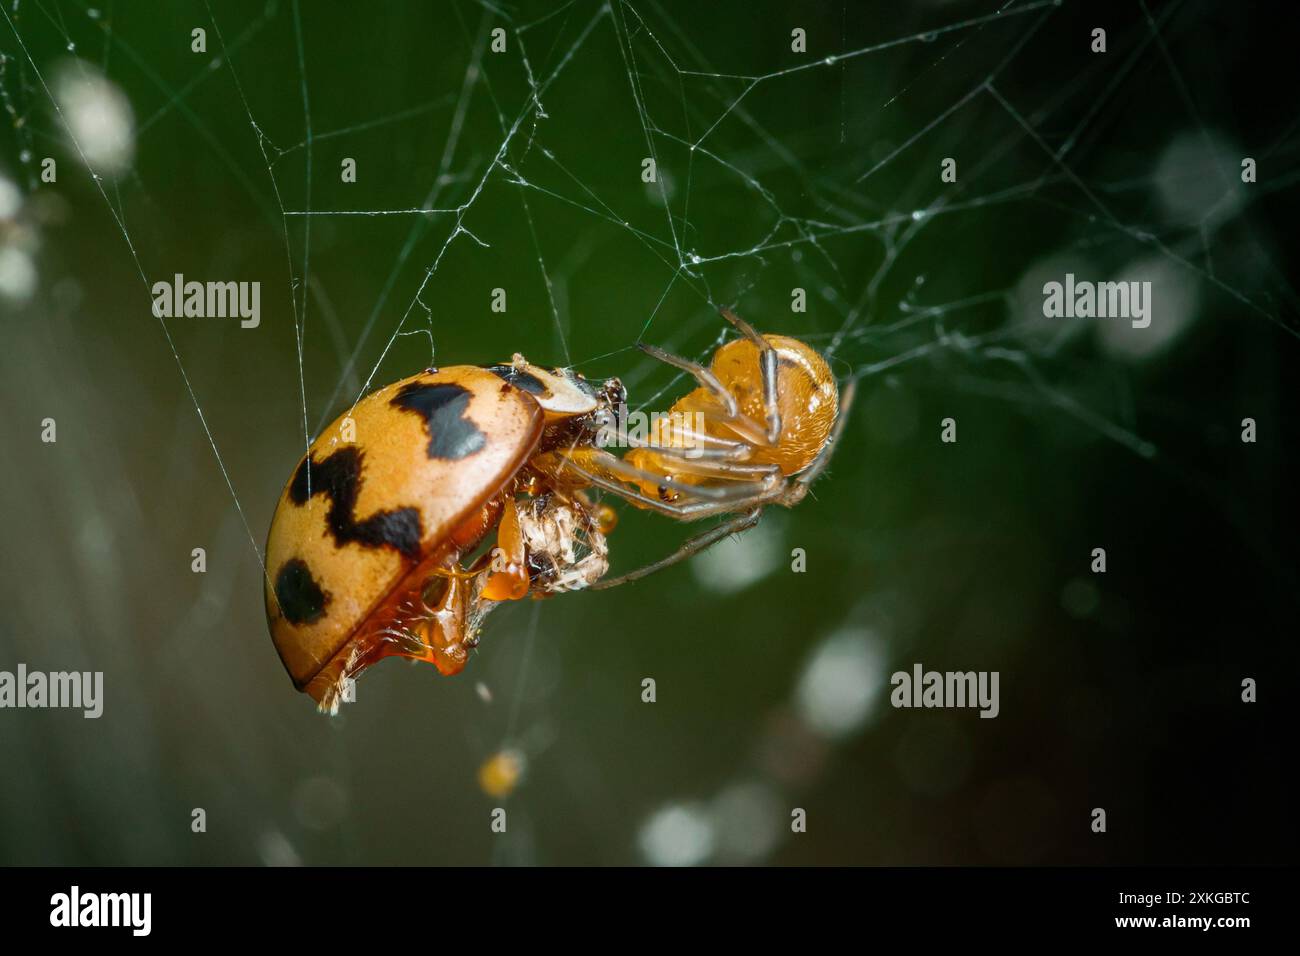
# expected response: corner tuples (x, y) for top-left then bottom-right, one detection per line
(289, 447), (423, 558)
(486, 365), (550, 397)
(275, 558), (330, 625)
(390, 381), (488, 460)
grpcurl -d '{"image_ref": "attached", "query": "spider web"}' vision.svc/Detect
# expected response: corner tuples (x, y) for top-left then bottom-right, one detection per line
(2, 0), (1296, 865)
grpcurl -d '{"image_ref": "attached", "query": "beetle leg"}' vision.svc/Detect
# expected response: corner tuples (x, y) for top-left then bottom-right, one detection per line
(425, 565), (483, 582)
(366, 561), (485, 678)
(481, 496), (530, 602)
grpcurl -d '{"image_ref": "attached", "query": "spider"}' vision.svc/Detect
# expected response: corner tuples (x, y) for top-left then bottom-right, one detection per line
(517, 308), (855, 591)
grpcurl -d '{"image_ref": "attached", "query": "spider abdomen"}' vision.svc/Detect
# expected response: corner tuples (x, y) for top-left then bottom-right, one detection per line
(705, 334), (839, 476)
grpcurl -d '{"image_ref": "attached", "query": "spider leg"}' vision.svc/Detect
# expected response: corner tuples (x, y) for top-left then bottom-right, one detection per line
(605, 425), (751, 461)
(637, 343), (737, 418)
(573, 467), (729, 518)
(533, 449), (714, 518)
(636, 341), (770, 447)
(565, 447), (779, 505)
(721, 308), (782, 444)
(553, 451), (778, 520)
(589, 507), (763, 591)
(637, 451), (781, 482)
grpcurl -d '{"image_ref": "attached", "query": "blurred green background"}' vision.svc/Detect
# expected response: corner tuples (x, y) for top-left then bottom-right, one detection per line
(1, 0), (1296, 865)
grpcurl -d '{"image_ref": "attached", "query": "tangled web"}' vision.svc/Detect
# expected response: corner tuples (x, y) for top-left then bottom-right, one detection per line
(2, 0), (1296, 864)
(4, 0), (1294, 560)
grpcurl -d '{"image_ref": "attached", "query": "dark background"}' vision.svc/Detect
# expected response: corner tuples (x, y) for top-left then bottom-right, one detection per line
(0, 0), (1295, 865)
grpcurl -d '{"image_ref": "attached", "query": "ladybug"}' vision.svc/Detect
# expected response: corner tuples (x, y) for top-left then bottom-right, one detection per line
(264, 358), (617, 711)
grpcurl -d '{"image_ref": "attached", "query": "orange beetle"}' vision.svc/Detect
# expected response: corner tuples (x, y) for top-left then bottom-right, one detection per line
(266, 310), (855, 712)
(264, 361), (615, 711)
